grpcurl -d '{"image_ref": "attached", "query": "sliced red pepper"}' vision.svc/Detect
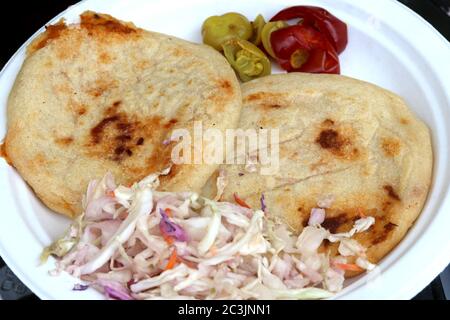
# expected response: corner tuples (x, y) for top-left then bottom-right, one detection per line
(270, 24), (340, 74)
(233, 193), (251, 209)
(162, 233), (174, 245)
(270, 5), (348, 54)
(126, 279), (136, 288)
(334, 263), (364, 272)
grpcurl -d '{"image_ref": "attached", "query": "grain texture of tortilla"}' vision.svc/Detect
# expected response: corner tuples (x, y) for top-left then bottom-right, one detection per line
(202, 73), (433, 272)
(5, 11), (242, 217)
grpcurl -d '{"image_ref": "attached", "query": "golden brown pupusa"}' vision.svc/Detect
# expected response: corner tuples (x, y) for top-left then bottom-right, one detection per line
(4, 11), (242, 217)
(202, 73), (433, 274)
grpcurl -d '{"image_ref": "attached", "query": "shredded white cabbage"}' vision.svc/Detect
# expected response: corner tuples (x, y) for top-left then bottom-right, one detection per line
(43, 171), (376, 300)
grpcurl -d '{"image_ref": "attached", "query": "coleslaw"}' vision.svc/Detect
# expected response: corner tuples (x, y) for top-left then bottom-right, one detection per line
(42, 168), (375, 300)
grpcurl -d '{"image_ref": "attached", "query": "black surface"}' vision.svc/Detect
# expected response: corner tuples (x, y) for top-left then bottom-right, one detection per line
(400, 0), (450, 41)
(414, 276), (447, 300)
(1, 0), (79, 66)
(0, 0), (449, 300)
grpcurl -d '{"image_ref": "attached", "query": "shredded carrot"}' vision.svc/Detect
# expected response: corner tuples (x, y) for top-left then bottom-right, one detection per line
(164, 249), (178, 270)
(335, 263), (364, 272)
(233, 193), (251, 209)
(162, 233), (174, 245)
(165, 208), (172, 217)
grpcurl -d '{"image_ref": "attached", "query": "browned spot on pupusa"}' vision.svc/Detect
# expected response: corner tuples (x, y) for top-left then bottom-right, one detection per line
(68, 101), (88, 116)
(383, 185), (401, 201)
(322, 213), (350, 233)
(316, 129), (342, 150)
(160, 164), (180, 181)
(55, 137), (74, 146)
(33, 153), (48, 166)
(90, 115), (120, 143)
(54, 83), (72, 95)
(115, 134), (132, 142)
(28, 20), (67, 54)
(381, 200), (393, 211)
(104, 100), (122, 114)
(137, 60), (151, 70)
(144, 141), (174, 176)
(400, 118), (409, 125)
(316, 129), (359, 159)
(136, 137), (144, 145)
(309, 158), (328, 171)
(247, 92), (289, 110)
(87, 79), (118, 98)
(80, 11), (137, 35)
(28, 11), (139, 55)
(256, 102), (285, 110)
(244, 92), (284, 103)
(372, 222), (398, 244)
(206, 80), (234, 112)
(0, 143), (13, 166)
(295, 201), (310, 228)
(217, 79), (233, 96)
(164, 119), (178, 129)
(315, 120), (360, 160)
(172, 48), (190, 57)
(98, 52), (112, 64)
(87, 100), (160, 162)
(322, 239), (331, 249)
(381, 137), (401, 157)
(52, 197), (76, 217)
(78, 107), (87, 115)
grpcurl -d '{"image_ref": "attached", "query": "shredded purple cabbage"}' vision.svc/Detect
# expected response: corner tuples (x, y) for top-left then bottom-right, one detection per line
(260, 194), (266, 212)
(73, 283), (89, 291)
(159, 208), (188, 242)
(104, 286), (134, 300)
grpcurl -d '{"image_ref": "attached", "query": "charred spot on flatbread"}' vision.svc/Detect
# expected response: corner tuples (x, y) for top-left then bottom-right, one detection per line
(321, 213), (351, 233)
(86, 100), (172, 163)
(380, 137), (401, 157)
(315, 126), (360, 160)
(28, 21), (68, 54)
(383, 185), (401, 201)
(80, 11), (137, 35)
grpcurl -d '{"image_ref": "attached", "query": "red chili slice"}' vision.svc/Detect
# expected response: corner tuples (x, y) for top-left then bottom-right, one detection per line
(233, 193), (251, 209)
(270, 5), (348, 54)
(270, 24), (340, 74)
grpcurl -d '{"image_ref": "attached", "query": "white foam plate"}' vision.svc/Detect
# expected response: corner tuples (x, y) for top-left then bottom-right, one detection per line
(1, 0), (450, 300)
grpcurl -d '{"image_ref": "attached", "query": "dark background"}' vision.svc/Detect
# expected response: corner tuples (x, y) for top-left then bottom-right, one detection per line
(0, 0), (450, 300)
